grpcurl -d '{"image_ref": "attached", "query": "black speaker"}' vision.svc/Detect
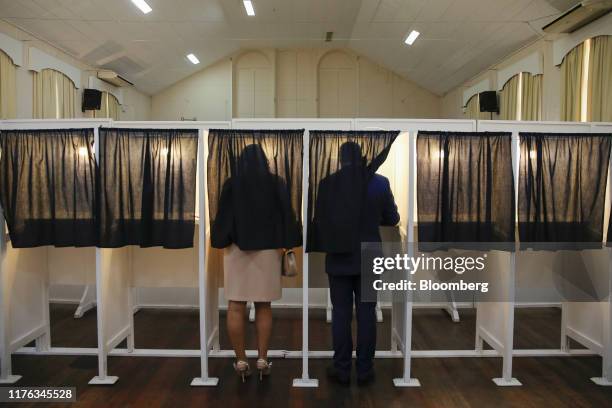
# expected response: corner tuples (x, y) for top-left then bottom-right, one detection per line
(82, 89), (102, 111)
(479, 91), (498, 113)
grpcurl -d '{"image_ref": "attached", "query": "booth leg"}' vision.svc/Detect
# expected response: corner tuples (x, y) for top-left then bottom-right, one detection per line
(89, 247), (118, 385)
(492, 254), (521, 387)
(492, 334), (522, 386)
(293, 266), (318, 388)
(394, 133), (419, 388)
(0, 353), (21, 384)
(591, 267), (612, 386)
(293, 131), (317, 388)
(89, 348), (118, 385)
(376, 301), (383, 323)
(393, 300), (420, 387)
(248, 302), (255, 322)
(74, 284), (96, 318)
(444, 292), (460, 322)
(326, 289), (332, 323)
(191, 129), (219, 387)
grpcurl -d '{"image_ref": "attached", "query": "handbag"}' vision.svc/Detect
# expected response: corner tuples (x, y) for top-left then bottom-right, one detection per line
(282, 249), (298, 277)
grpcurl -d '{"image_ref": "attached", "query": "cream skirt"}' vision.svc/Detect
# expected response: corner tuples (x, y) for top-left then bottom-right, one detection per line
(223, 244), (282, 302)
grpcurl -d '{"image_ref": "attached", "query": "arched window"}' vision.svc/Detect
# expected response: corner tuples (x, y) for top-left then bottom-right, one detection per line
(32, 68), (77, 119)
(561, 35), (611, 122)
(94, 91), (121, 120)
(0, 49), (17, 119)
(587, 35), (612, 122)
(499, 73), (542, 121)
(463, 94), (488, 120)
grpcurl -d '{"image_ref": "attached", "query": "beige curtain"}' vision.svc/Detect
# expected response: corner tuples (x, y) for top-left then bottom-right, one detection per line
(33, 69), (77, 119)
(0, 50), (17, 119)
(464, 95), (483, 119)
(499, 74), (519, 120)
(587, 35), (612, 122)
(95, 91), (121, 120)
(521, 73), (542, 121)
(560, 43), (584, 121)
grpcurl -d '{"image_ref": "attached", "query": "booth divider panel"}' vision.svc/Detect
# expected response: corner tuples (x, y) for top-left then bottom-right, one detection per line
(5, 245), (48, 349)
(100, 248), (131, 349)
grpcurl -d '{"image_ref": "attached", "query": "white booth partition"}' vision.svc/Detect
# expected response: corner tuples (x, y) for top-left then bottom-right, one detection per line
(580, 122), (612, 386)
(0, 119), (111, 384)
(477, 120), (610, 386)
(86, 121), (230, 387)
(231, 118), (353, 388)
(355, 119), (476, 387)
(1, 118), (610, 389)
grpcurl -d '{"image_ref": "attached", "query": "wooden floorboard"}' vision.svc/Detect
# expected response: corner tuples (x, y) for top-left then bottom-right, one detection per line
(4, 304), (610, 407)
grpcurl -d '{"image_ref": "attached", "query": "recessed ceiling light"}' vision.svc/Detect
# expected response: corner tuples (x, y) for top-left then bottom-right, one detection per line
(186, 53), (200, 64)
(131, 0), (152, 14)
(404, 30), (420, 45)
(243, 0), (255, 16)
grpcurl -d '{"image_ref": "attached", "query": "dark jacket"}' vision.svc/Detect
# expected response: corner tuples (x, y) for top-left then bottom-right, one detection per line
(325, 173), (400, 276)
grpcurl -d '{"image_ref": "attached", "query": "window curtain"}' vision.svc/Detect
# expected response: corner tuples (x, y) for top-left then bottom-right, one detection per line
(0, 129), (97, 247)
(0, 50), (16, 119)
(208, 129), (303, 250)
(587, 35), (612, 122)
(464, 94), (491, 120)
(521, 73), (543, 121)
(95, 92), (120, 120)
(33, 69), (77, 119)
(307, 130), (399, 253)
(499, 75), (519, 120)
(560, 44), (584, 122)
(464, 95), (479, 120)
(519, 133), (611, 248)
(416, 131), (515, 249)
(98, 128), (199, 249)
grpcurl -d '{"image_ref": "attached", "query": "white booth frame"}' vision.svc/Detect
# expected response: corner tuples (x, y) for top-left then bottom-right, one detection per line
(0, 118), (609, 389)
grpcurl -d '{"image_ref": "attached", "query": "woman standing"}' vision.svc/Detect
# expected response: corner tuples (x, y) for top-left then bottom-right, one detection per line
(210, 139), (302, 382)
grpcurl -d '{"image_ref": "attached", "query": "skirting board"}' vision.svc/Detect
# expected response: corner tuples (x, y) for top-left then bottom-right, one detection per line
(89, 376), (119, 385)
(190, 377), (219, 386)
(393, 378), (421, 387)
(0, 375), (22, 384)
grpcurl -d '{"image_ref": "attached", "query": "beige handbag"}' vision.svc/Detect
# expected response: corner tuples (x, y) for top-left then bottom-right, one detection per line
(282, 249), (298, 277)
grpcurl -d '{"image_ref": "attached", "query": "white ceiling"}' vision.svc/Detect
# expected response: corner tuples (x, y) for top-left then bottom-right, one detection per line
(0, 0), (578, 95)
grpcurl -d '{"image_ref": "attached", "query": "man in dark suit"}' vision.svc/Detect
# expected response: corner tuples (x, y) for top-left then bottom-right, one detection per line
(320, 142), (400, 386)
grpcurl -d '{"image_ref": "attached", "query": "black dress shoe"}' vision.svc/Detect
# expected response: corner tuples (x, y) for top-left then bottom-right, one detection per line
(357, 371), (375, 387)
(326, 365), (350, 386)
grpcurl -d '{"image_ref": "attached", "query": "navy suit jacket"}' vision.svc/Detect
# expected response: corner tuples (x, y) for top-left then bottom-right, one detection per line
(325, 173), (400, 276)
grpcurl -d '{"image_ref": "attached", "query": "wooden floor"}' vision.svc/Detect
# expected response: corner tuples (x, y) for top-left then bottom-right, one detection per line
(5, 304), (611, 407)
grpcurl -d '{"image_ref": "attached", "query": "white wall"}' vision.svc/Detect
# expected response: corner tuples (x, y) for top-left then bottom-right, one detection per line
(151, 59), (232, 121)
(0, 21), (151, 120)
(151, 48), (441, 120)
(441, 13), (612, 120)
(120, 87), (152, 121)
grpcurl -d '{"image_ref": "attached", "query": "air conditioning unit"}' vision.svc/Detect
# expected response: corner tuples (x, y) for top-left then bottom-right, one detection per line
(97, 70), (134, 87)
(542, 0), (612, 33)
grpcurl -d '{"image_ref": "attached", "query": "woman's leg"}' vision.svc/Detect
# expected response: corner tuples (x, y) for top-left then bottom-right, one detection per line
(254, 302), (272, 359)
(227, 300), (248, 361)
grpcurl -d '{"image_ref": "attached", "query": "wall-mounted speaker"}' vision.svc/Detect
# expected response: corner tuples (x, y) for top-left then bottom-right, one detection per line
(479, 91), (499, 113)
(82, 89), (102, 111)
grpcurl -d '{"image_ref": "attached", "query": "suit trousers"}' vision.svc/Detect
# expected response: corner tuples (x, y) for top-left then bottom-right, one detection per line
(327, 274), (376, 377)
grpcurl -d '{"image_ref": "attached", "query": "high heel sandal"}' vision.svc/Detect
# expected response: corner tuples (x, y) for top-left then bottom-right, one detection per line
(256, 358), (272, 380)
(233, 360), (251, 383)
